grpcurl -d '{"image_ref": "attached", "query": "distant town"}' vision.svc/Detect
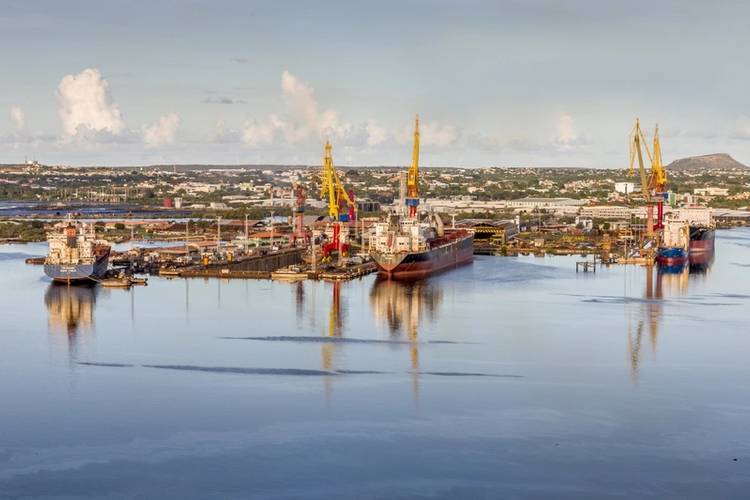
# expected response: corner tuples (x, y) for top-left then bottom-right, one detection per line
(1, 153), (749, 247)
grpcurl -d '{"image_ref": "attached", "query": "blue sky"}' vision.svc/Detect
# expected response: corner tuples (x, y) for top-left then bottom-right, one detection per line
(2, 0), (750, 167)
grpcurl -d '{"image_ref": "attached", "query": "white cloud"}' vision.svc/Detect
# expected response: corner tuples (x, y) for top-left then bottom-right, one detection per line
(143, 113), (179, 146)
(241, 70), (353, 147)
(397, 120), (460, 147)
(10, 106), (25, 130)
(241, 116), (282, 147)
(422, 122), (460, 147)
(366, 120), (387, 146)
(281, 70), (352, 137)
(57, 68), (124, 137)
(733, 115), (750, 140)
(555, 113), (588, 151)
(556, 113), (577, 145)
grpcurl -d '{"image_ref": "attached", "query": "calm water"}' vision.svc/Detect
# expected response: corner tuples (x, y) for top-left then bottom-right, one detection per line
(1, 230), (749, 499)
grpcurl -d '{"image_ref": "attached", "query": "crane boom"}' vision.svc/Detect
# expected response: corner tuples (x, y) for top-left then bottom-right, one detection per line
(651, 124), (667, 191)
(629, 118), (651, 198)
(405, 115), (420, 217)
(320, 141), (355, 221)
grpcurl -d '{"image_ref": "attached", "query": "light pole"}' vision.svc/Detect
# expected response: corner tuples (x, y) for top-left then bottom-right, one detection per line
(244, 213), (249, 251)
(217, 216), (222, 250)
(271, 210), (274, 251)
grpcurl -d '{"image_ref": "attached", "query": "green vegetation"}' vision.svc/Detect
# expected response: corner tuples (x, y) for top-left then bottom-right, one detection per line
(0, 221), (47, 242)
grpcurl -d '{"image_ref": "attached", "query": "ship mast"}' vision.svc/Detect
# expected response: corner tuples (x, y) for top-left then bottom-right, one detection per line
(406, 115), (420, 218)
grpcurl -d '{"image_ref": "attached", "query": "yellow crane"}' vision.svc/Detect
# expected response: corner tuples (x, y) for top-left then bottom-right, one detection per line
(320, 141), (356, 221)
(629, 119), (669, 236)
(651, 125), (667, 188)
(628, 118), (652, 200)
(405, 115), (420, 218)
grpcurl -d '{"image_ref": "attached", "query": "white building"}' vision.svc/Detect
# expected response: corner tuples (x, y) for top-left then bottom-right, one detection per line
(614, 182), (638, 194)
(506, 197), (587, 211)
(580, 205), (632, 219)
(694, 187), (729, 196)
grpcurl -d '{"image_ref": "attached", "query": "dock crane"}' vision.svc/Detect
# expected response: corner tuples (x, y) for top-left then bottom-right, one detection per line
(629, 119), (668, 240)
(319, 141), (355, 259)
(405, 115), (420, 218)
(320, 141), (356, 222)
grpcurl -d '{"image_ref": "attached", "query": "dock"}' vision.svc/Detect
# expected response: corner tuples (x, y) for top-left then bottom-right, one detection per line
(576, 260), (597, 273)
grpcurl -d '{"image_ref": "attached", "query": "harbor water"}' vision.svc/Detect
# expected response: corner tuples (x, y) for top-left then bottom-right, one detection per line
(1, 229), (749, 498)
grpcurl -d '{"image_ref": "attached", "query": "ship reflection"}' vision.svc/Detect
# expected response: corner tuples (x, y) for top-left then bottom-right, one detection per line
(44, 283), (98, 358)
(628, 258), (712, 382)
(370, 277), (443, 402)
(321, 281), (344, 401)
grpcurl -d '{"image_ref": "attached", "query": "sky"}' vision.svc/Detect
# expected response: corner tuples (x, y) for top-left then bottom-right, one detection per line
(2, 0), (750, 168)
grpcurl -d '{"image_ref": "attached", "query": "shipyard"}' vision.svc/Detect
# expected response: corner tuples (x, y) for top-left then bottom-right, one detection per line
(5, 2), (750, 499)
(9, 115), (748, 286)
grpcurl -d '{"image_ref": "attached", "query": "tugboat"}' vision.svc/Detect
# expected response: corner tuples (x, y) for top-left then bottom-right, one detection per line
(369, 115), (474, 279)
(44, 217), (111, 284)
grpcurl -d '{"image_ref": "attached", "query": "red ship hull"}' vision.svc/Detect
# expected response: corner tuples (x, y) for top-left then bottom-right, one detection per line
(372, 230), (474, 279)
(688, 226), (715, 271)
(688, 227), (715, 255)
(656, 255), (688, 267)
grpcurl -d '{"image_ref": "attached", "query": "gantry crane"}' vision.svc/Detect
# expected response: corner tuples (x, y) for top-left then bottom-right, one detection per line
(405, 115), (420, 218)
(629, 119), (669, 239)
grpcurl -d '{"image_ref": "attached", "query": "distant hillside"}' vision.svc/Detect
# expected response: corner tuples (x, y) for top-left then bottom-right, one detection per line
(666, 153), (748, 171)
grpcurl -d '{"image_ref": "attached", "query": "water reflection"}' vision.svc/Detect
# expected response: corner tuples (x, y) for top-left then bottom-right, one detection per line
(370, 278), (443, 401)
(44, 283), (98, 358)
(322, 281), (344, 400)
(628, 260), (712, 382)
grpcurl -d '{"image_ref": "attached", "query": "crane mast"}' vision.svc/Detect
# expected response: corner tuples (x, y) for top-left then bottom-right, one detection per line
(405, 115), (420, 218)
(651, 125), (668, 230)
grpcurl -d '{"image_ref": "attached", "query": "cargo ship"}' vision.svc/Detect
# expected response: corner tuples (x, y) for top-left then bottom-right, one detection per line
(44, 217), (111, 283)
(370, 213), (474, 279)
(656, 207), (715, 270)
(656, 214), (689, 268)
(369, 114), (473, 279)
(680, 206), (716, 267)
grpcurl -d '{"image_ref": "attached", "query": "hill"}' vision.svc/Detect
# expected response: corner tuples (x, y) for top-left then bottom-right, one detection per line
(666, 153), (748, 171)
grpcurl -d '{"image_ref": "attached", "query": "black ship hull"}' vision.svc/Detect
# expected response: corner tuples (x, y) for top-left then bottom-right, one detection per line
(44, 252), (110, 283)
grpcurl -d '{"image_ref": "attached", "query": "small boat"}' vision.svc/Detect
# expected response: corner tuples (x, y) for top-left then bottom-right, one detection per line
(271, 265), (307, 282)
(159, 267), (182, 277)
(100, 277), (132, 288)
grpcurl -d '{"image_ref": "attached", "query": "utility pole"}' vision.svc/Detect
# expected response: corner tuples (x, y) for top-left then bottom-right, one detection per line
(311, 230), (317, 274)
(244, 213), (249, 250)
(271, 210), (275, 250)
(217, 216), (222, 250)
